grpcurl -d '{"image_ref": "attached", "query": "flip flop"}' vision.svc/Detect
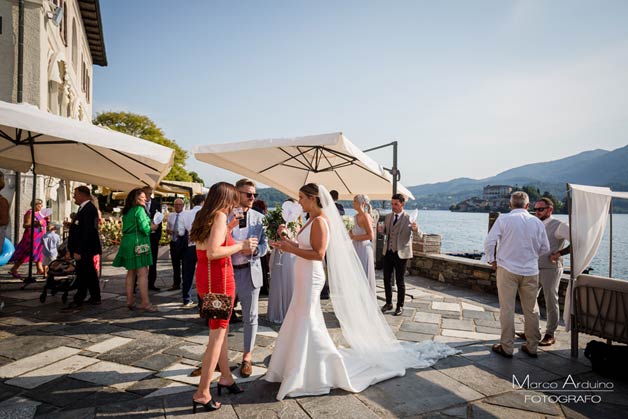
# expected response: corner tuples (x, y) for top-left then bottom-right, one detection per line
(10, 271), (21, 279)
(140, 305), (158, 313)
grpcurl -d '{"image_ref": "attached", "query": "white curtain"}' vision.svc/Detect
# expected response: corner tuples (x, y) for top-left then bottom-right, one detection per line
(563, 184), (628, 330)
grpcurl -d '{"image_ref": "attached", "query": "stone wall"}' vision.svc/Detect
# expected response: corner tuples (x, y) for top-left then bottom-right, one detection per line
(408, 253), (571, 307)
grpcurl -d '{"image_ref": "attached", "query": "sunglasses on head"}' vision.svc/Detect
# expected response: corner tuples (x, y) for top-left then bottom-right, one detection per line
(240, 191), (258, 198)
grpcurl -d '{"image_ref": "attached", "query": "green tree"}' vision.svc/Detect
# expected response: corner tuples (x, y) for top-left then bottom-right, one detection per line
(188, 171), (204, 185)
(93, 112), (192, 182)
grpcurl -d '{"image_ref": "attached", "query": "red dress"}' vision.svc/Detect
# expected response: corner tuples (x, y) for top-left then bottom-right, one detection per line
(196, 235), (235, 329)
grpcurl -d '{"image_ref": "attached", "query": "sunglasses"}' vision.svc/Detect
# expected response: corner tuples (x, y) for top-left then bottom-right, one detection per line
(534, 207), (549, 212)
(239, 191), (258, 198)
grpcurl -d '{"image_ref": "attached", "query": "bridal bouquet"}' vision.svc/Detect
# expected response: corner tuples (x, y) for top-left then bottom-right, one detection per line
(263, 204), (301, 243)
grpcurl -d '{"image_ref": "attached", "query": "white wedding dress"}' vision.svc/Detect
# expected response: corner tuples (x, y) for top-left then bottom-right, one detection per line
(264, 186), (457, 400)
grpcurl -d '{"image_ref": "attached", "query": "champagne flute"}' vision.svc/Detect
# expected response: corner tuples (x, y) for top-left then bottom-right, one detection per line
(275, 227), (289, 266)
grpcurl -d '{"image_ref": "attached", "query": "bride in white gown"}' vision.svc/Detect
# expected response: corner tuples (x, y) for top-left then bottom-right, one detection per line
(265, 183), (457, 400)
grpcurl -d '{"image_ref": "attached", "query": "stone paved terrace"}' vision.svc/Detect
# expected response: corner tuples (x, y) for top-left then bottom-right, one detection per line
(0, 262), (625, 418)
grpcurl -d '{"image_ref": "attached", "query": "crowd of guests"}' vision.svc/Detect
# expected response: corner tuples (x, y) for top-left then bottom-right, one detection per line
(2, 174), (571, 412)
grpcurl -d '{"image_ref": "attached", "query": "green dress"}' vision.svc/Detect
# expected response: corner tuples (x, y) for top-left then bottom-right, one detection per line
(113, 205), (153, 270)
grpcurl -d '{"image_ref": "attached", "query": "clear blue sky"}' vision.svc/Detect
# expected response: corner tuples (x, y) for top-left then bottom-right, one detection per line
(93, 0), (628, 187)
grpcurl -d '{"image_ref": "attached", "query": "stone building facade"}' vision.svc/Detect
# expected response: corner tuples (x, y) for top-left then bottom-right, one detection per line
(0, 0), (106, 239)
(482, 184), (512, 209)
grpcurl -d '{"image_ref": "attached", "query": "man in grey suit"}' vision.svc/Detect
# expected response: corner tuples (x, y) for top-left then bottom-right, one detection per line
(231, 179), (269, 378)
(381, 193), (419, 316)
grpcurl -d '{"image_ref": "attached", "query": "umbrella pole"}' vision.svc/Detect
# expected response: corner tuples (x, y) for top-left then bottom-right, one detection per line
(567, 183), (578, 358)
(25, 172), (36, 283)
(14, 175), (21, 244)
(609, 200), (613, 277)
(14, 0), (24, 245)
(25, 134), (37, 284)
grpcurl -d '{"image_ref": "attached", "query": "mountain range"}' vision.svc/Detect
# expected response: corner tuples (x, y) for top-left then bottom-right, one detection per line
(408, 144), (628, 209)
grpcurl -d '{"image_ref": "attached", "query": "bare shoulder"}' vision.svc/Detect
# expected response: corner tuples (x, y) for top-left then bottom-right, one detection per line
(312, 215), (329, 230)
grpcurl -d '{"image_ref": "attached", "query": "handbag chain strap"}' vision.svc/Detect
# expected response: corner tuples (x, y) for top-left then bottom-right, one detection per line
(207, 232), (229, 294)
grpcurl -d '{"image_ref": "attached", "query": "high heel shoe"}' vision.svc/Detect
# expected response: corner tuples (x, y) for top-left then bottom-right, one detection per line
(217, 381), (244, 395)
(192, 398), (221, 413)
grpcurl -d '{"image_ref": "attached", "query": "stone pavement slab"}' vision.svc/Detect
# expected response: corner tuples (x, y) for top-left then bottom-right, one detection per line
(0, 396), (40, 419)
(145, 381), (196, 398)
(413, 312), (441, 323)
(469, 400), (547, 419)
(69, 360), (153, 390)
(0, 346), (80, 378)
(125, 376), (172, 396)
(442, 328), (500, 341)
(0, 336), (81, 361)
(432, 301), (461, 312)
(156, 362), (204, 386)
(84, 336), (132, 354)
(132, 353), (179, 371)
(297, 392), (381, 418)
(357, 368), (483, 417)
(5, 354), (98, 389)
(24, 376), (101, 408)
(461, 302), (485, 311)
(484, 390), (562, 416)
(400, 321), (439, 335)
(432, 354), (514, 397)
(442, 318), (475, 331)
(396, 330), (434, 342)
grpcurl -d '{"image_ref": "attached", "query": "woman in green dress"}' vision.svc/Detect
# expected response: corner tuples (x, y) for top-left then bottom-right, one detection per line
(113, 188), (158, 312)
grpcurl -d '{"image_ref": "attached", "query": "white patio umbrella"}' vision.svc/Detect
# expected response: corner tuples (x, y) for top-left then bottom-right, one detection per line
(193, 132), (414, 200)
(0, 101), (174, 191)
(0, 100), (174, 282)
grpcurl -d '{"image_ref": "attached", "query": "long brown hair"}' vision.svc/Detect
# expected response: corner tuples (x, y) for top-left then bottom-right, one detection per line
(122, 188), (145, 215)
(189, 182), (239, 243)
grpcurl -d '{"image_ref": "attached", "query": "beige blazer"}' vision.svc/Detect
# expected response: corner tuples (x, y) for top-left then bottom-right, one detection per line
(382, 211), (414, 260)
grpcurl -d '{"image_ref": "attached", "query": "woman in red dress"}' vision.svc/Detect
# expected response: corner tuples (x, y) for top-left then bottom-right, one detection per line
(189, 182), (258, 413)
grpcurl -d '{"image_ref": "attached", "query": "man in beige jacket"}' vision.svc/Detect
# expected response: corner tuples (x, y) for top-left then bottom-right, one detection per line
(381, 194), (419, 316)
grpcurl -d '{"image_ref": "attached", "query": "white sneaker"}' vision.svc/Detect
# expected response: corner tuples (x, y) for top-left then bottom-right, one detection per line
(182, 301), (197, 308)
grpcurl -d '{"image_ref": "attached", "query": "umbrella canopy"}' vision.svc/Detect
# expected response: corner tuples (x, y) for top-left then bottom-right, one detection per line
(0, 101), (174, 191)
(193, 132), (414, 200)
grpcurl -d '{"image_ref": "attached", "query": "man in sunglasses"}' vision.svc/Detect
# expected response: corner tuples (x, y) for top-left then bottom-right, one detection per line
(230, 179), (268, 378)
(516, 197), (570, 347)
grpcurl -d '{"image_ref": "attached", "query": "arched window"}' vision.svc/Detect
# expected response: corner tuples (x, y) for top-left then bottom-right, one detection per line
(71, 18), (78, 73)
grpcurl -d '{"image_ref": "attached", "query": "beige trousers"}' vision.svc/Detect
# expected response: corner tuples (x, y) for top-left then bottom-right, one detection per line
(496, 266), (541, 354)
(536, 267), (563, 336)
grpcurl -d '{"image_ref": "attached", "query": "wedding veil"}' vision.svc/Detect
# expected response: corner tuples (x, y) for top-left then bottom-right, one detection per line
(319, 185), (457, 371)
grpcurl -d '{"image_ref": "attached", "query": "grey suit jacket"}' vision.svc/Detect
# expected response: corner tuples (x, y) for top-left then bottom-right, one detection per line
(229, 209), (269, 288)
(382, 211), (414, 260)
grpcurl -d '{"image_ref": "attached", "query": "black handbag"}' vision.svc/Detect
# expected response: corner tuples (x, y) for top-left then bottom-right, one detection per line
(199, 255), (232, 320)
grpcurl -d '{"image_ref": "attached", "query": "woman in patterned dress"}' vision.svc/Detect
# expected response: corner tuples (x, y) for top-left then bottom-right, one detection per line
(9, 199), (47, 278)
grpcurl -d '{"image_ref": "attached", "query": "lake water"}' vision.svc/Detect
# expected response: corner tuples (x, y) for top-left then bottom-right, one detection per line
(345, 209), (628, 280)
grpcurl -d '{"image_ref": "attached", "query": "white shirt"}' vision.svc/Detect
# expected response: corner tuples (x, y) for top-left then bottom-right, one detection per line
(543, 216), (570, 240)
(180, 206), (202, 247)
(166, 211), (186, 240)
(484, 208), (550, 276)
